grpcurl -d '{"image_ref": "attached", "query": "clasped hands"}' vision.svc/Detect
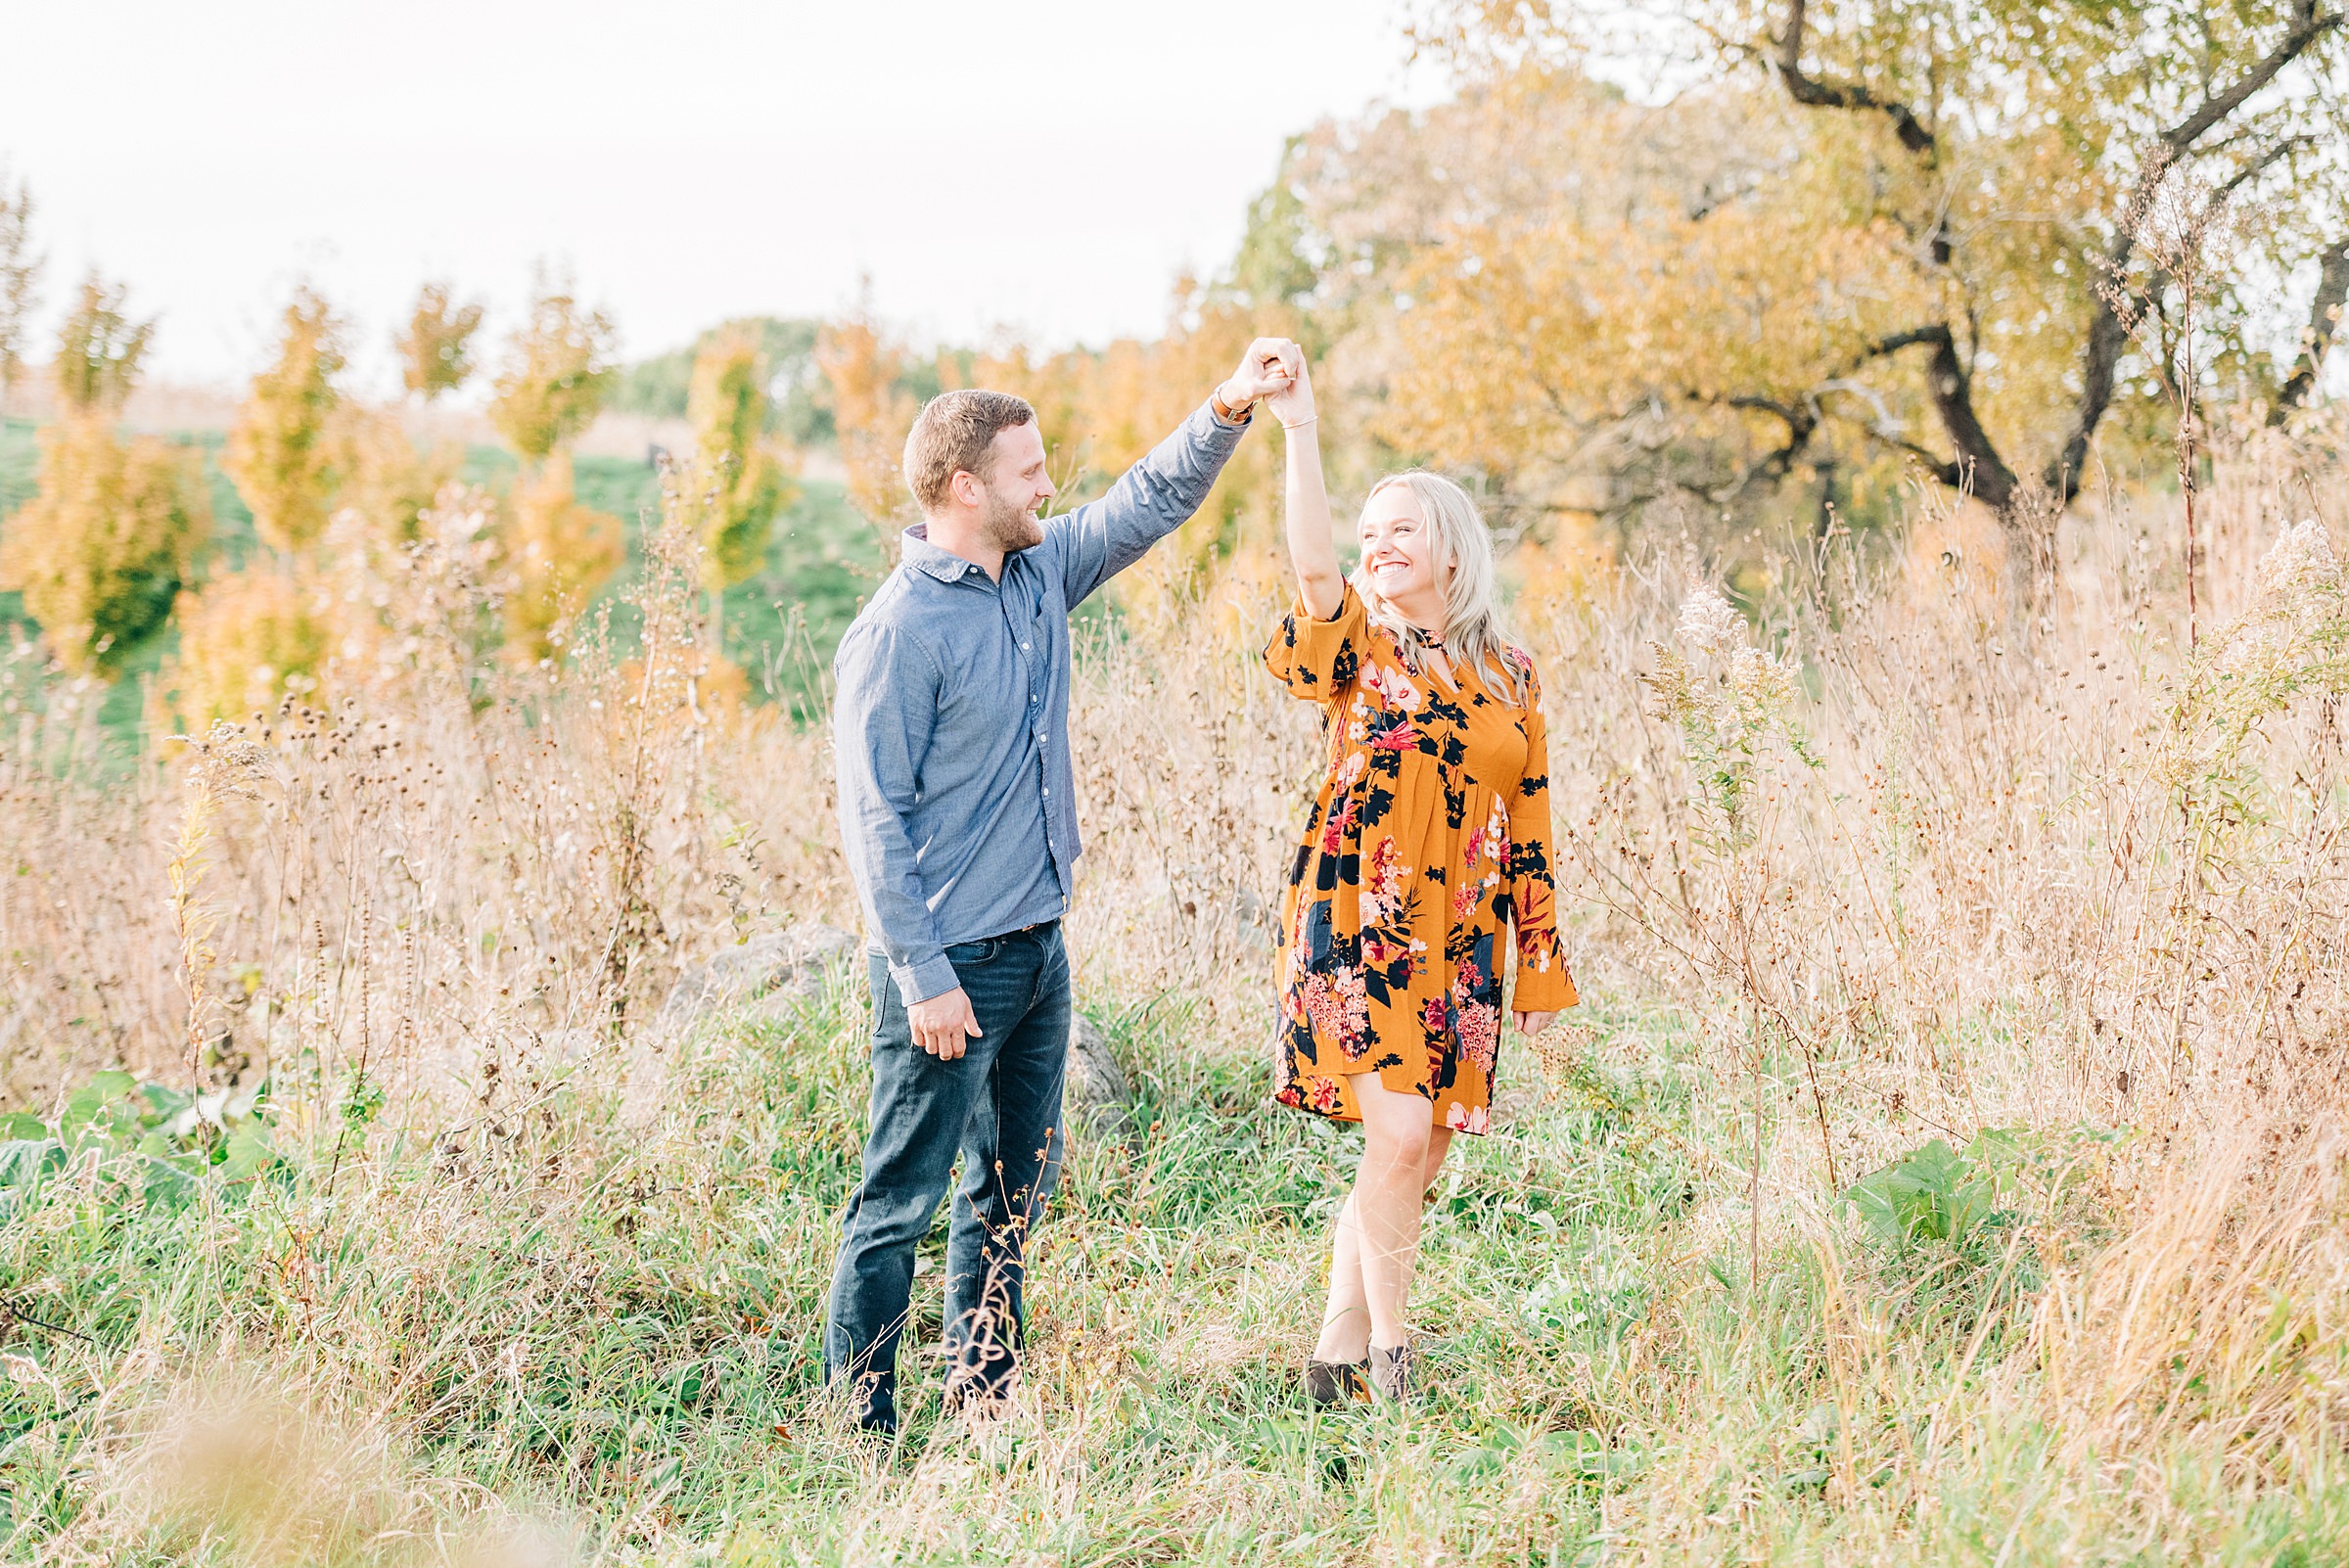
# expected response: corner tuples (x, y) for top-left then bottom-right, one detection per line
(1218, 337), (1314, 430)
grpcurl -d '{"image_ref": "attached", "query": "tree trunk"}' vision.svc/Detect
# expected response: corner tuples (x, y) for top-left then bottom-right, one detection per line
(2274, 238), (2349, 421)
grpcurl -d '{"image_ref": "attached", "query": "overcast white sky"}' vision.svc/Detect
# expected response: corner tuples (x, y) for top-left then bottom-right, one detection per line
(0, 1), (1442, 391)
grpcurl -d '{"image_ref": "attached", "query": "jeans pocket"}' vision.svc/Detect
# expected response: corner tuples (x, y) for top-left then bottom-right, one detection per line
(944, 937), (1003, 967)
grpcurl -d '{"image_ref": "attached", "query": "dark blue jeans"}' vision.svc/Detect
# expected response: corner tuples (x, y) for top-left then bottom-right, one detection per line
(822, 922), (1071, 1432)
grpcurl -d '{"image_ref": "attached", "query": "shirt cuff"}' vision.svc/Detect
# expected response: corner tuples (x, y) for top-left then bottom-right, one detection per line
(891, 951), (963, 1007)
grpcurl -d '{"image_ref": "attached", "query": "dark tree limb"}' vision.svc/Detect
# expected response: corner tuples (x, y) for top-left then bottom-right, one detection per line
(2049, 1), (2343, 502)
(1667, 391), (1824, 506)
(1858, 325), (2020, 508)
(2275, 237), (2349, 419)
(1774, 0), (1937, 157)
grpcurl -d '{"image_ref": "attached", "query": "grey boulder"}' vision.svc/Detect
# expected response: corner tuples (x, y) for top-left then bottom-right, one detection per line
(657, 922), (861, 1030)
(1064, 1012), (1133, 1132)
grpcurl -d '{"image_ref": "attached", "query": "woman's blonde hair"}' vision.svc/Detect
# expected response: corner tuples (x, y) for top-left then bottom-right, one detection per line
(1349, 470), (1531, 706)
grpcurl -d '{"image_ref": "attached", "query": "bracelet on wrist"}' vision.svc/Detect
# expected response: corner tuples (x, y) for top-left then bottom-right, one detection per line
(1281, 415), (1318, 431)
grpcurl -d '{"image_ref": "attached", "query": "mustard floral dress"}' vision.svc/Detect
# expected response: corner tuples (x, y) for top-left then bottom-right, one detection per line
(1264, 585), (1578, 1134)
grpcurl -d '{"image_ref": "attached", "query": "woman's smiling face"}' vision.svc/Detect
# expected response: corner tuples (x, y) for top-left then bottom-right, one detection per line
(1359, 484), (1445, 618)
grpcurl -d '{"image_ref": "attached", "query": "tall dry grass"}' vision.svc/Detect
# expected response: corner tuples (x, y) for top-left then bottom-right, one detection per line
(1, 417), (2346, 1562)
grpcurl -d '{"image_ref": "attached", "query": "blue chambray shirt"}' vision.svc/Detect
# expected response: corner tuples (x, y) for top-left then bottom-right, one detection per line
(833, 400), (1250, 1004)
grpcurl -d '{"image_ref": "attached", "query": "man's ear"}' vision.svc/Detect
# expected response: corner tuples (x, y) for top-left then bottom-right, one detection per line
(947, 468), (983, 510)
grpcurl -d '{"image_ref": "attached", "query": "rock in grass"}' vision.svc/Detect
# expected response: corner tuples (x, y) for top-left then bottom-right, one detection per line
(1065, 1013), (1132, 1132)
(657, 922), (859, 1031)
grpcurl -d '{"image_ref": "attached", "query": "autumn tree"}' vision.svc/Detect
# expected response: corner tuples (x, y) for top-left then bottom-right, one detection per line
(397, 280), (485, 401)
(51, 273), (153, 414)
(336, 405), (457, 545)
(815, 303), (920, 553)
(224, 286), (345, 555)
(500, 451), (622, 661)
(682, 325), (794, 594)
(489, 273), (617, 465)
(1377, 1), (2348, 556)
(0, 164), (38, 415)
(0, 276), (208, 675)
(161, 566), (333, 726)
(0, 429), (210, 677)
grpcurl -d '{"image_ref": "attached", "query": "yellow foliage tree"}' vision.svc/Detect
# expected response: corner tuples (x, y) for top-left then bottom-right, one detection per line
(50, 273), (153, 414)
(682, 326), (794, 592)
(395, 280), (484, 401)
(0, 165), (38, 415)
(0, 421), (210, 676)
(1383, 2), (2349, 548)
(334, 406), (456, 547)
(224, 286), (345, 555)
(0, 274), (207, 675)
(501, 451), (622, 661)
(161, 565), (334, 726)
(814, 304), (919, 552)
(489, 276), (617, 465)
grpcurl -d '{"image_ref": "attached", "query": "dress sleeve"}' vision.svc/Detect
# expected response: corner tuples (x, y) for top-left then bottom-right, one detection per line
(1263, 582), (1367, 703)
(1504, 659), (1579, 1012)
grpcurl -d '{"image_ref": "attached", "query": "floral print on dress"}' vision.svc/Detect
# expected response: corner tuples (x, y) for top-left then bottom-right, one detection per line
(1262, 584), (1579, 1135)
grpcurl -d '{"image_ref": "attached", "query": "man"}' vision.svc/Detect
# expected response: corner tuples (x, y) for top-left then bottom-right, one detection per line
(825, 341), (1297, 1434)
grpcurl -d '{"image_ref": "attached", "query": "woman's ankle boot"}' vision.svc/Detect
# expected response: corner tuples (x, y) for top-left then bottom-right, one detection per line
(1368, 1343), (1414, 1405)
(1304, 1358), (1367, 1407)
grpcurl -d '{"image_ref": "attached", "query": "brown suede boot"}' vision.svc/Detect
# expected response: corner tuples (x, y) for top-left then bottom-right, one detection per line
(1367, 1343), (1414, 1405)
(1304, 1358), (1367, 1407)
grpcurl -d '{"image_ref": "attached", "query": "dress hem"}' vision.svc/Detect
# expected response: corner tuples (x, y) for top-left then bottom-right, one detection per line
(1271, 1079), (1492, 1137)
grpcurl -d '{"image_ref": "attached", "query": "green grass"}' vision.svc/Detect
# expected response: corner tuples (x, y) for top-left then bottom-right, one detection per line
(2, 977), (2338, 1563)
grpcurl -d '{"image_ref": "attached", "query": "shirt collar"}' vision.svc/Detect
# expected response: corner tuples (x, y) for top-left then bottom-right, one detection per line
(900, 524), (985, 583)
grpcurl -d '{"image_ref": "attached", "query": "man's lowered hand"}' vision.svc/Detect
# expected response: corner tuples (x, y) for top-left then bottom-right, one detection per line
(910, 986), (985, 1060)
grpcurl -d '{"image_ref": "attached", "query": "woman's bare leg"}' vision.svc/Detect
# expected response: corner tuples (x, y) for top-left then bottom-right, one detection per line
(1313, 1118), (1455, 1362)
(1349, 1076), (1441, 1353)
(1313, 1190), (1371, 1362)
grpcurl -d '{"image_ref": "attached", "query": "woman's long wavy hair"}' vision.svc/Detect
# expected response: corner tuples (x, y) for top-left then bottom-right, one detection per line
(1348, 470), (1531, 707)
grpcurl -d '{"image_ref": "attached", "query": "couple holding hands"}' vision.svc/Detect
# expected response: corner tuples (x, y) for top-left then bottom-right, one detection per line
(827, 339), (1578, 1435)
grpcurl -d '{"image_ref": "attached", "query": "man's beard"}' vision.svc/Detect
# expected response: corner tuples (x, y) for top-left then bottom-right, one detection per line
(979, 485), (1045, 554)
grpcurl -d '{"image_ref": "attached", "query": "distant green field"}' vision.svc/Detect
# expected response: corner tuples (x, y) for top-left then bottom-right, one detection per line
(0, 416), (885, 738)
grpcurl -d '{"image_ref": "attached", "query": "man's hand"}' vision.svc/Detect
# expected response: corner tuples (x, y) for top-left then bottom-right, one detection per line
(909, 986), (985, 1060)
(1513, 1010), (1559, 1038)
(1217, 337), (1301, 416)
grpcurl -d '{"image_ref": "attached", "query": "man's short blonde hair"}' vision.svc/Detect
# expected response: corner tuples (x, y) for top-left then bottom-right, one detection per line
(901, 390), (1036, 512)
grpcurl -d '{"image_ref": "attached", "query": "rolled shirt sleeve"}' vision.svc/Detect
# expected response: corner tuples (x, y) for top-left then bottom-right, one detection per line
(833, 620), (962, 1005)
(1047, 399), (1251, 608)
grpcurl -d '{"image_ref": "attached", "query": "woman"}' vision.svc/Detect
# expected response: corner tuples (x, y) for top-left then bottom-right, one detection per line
(1257, 346), (1577, 1406)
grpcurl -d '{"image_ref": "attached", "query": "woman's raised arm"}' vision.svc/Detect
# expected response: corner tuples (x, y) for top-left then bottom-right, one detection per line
(1266, 346), (1344, 621)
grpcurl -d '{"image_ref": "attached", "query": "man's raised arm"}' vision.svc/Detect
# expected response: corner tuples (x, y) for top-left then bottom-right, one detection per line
(1051, 337), (1298, 607)
(833, 621), (958, 1006)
